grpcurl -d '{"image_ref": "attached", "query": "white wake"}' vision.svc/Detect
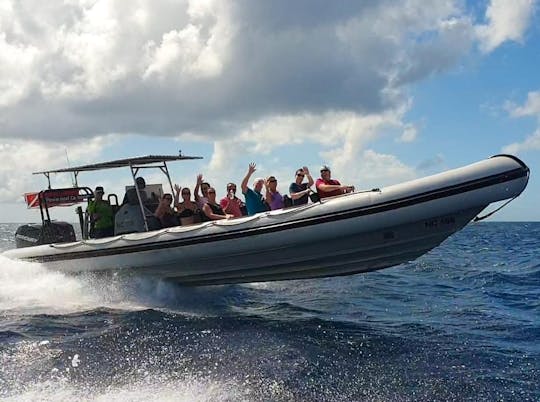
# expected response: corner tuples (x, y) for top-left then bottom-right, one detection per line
(0, 256), (211, 315)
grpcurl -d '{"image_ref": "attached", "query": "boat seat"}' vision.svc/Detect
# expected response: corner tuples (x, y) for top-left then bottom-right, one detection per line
(107, 194), (121, 215)
(124, 188), (148, 205)
(114, 203), (161, 235)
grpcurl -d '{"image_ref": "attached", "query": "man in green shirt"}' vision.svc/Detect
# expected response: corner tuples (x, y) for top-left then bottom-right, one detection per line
(87, 186), (114, 238)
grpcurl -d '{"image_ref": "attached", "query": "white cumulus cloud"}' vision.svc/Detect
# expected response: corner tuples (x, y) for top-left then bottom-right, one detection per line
(0, 136), (116, 203)
(0, 33), (40, 106)
(506, 91), (540, 118)
(502, 128), (540, 154)
(503, 90), (540, 154)
(476, 0), (536, 53)
(143, 0), (234, 81)
(0, 0), (479, 142)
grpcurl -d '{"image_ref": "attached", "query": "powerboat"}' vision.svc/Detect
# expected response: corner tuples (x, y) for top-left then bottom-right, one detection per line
(2, 154), (529, 286)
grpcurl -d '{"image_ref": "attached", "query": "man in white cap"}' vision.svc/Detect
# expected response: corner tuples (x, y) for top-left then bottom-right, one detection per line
(241, 163), (269, 215)
(315, 165), (355, 199)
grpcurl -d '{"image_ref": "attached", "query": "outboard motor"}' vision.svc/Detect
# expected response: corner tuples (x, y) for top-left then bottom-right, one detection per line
(15, 221), (76, 248)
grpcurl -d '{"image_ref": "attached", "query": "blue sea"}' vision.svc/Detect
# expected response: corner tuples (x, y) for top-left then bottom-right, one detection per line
(0, 222), (538, 401)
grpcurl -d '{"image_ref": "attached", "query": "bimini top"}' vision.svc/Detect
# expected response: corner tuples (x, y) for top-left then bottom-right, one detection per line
(33, 154), (203, 175)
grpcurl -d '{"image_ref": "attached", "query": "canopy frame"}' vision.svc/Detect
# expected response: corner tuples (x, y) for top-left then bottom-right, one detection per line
(31, 153), (203, 233)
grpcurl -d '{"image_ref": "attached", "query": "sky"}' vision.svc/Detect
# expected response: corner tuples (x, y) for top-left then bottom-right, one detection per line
(0, 0), (539, 223)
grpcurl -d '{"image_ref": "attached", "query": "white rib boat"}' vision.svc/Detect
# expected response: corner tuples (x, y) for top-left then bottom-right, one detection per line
(2, 154), (529, 286)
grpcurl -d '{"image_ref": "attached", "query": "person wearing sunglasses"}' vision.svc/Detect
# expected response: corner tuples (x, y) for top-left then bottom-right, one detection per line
(264, 175), (284, 210)
(289, 166), (314, 206)
(202, 187), (234, 221)
(174, 184), (201, 225)
(220, 182), (246, 217)
(154, 193), (179, 228)
(315, 165), (355, 199)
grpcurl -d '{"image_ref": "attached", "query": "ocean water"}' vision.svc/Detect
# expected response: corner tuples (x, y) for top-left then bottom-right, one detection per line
(0, 222), (538, 401)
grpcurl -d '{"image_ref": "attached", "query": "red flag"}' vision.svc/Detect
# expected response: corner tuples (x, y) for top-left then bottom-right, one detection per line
(24, 192), (40, 209)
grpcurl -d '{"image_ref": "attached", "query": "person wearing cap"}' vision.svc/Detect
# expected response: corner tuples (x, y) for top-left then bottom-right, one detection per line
(289, 166), (314, 206)
(241, 163), (269, 215)
(265, 175), (284, 210)
(315, 165), (355, 199)
(87, 186), (114, 238)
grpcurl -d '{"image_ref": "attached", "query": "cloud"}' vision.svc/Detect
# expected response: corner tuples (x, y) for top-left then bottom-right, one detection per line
(502, 128), (540, 154)
(475, 0), (536, 53)
(0, 136), (116, 203)
(392, 17), (475, 85)
(206, 107), (412, 171)
(0, 32), (40, 107)
(202, 107), (418, 192)
(143, 1), (234, 81)
(397, 124), (418, 143)
(336, 149), (416, 188)
(502, 90), (540, 154)
(0, 0), (476, 142)
(505, 91), (540, 118)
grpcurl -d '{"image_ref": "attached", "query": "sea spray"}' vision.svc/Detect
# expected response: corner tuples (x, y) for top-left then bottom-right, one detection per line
(0, 255), (236, 316)
(0, 256), (101, 314)
(0, 256), (176, 314)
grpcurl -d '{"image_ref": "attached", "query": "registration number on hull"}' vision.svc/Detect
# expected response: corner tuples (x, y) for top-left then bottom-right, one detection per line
(424, 216), (456, 228)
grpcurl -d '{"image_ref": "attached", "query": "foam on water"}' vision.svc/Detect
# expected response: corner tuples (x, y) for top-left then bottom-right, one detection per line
(0, 256), (217, 315)
(0, 255), (251, 317)
(0, 256), (105, 314)
(0, 337), (287, 402)
(1, 377), (250, 402)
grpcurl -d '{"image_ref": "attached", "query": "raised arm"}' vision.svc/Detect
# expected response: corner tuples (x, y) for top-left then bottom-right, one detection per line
(241, 163), (257, 194)
(173, 184), (181, 207)
(194, 174), (203, 202)
(303, 166), (314, 187)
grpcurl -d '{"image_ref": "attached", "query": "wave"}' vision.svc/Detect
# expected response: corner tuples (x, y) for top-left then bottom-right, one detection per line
(0, 256), (237, 316)
(0, 256), (106, 315)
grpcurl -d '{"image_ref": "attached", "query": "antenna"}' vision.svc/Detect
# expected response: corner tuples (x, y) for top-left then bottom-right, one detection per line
(65, 149), (78, 187)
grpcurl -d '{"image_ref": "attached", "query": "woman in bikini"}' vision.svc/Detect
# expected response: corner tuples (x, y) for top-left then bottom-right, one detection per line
(174, 184), (201, 225)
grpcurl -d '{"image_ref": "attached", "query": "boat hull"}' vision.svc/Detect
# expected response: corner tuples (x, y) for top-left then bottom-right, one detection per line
(2, 155), (529, 286)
